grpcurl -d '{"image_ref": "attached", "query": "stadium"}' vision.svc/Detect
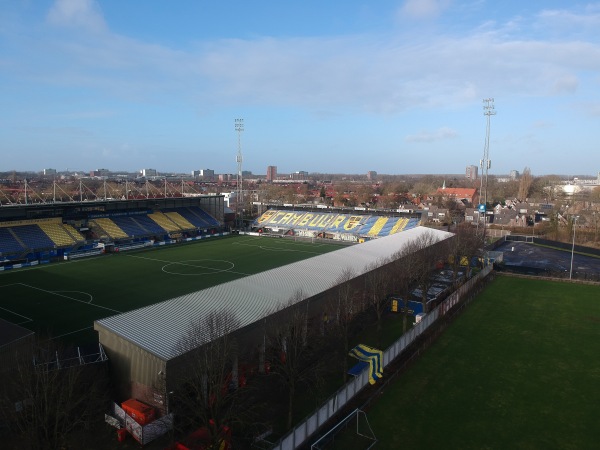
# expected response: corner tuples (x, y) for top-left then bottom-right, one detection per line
(2, 192), (599, 449)
(1, 193), (462, 445)
(250, 208), (420, 241)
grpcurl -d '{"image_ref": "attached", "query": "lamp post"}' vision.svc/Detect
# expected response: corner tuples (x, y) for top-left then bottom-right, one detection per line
(569, 215), (579, 280)
(235, 118), (244, 229)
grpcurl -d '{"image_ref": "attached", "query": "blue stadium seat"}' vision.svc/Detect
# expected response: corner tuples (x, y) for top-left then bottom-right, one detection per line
(11, 225), (55, 250)
(405, 218), (419, 230)
(377, 218), (399, 236)
(172, 207), (211, 228)
(188, 207), (220, 227)
(0, 227), (25, 254)
(252, 209), (418, 238)
(324, 214), (364, 234)
(111, 216), (147, 237)
(355, 216), (380, 235)
(133, 215), (168, 234)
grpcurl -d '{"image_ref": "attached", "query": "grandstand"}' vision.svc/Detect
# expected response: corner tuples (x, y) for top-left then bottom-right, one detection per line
(148, 211), (182, 233)
(171, 206), (221, 228)
(252, 209), (420, 241)
(0, 227), (24, 254)
(94, 227), (453, 412)
(0, 197), (226, 268)
(38, 221), (85, 247)
(163, 211), (195, 230)
(1, 203), (418, 267)
(0, 219), (82, 256)
(91, 217), (130, 240)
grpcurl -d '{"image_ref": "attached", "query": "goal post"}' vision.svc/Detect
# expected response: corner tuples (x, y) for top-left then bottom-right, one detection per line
(311, 408), (377, 450)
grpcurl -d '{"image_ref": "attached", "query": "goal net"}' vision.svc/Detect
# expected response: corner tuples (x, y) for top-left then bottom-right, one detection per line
(311, 409), (377, 450)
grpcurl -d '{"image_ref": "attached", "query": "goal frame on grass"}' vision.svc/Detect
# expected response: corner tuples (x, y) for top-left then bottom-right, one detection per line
(311, 408), (377, 450)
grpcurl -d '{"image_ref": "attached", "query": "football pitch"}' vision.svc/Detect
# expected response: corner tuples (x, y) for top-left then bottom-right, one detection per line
(333, 276), (600, 450)
(0, 235), (344, 344)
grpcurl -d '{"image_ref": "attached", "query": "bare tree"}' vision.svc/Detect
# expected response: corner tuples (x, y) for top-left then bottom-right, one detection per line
(356, 184), (374, 206)
(327, 268), (360, 382)
(409, 231), (442, 314)
(447, 223), (481, 284)
(518, 167), (533, 200)
(265, 289), (323, 430)
(363, 258), (392, 343)
(391, 246), (417, 334)
(175, 309), (245, 448)
(0, 340), (110, 450)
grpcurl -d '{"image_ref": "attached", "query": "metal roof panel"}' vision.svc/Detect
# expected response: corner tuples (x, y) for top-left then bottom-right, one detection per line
(95, 227), (452, 360)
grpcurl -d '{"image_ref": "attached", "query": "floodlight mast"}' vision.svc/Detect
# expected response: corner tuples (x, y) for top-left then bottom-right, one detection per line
(235, 118), (244, 228)
(478, 98), (496, 237)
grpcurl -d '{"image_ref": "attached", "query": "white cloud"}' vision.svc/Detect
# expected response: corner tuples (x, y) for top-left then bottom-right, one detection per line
(399, 0), (452, 20)
(537, 7), (600, 29)
(531, 120), (553, 129)
(405, 127), (458, 143)
(46, 0), (106, 32)
(52, 110), (117, 120)
(572, 101), (600, 117)
(4, 1), (598, 118)
(553, 75), (579, 94)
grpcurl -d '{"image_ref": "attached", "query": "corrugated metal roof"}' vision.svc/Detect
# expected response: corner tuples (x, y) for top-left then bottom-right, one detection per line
(95, 227), (453, 361)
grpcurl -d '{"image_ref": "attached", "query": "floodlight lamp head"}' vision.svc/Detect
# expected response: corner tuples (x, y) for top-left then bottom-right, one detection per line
(235, 118), (244, 132)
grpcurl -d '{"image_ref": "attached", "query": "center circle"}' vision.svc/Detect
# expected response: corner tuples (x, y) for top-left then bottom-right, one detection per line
(162, 259), (235, 276)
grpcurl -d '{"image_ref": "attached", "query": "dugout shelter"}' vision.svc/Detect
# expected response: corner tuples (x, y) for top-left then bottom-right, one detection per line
(95, 227), (454, 412)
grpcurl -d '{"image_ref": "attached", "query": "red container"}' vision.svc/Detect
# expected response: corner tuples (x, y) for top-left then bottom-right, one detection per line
(121, 398), (156, 425)
(116, 428), (128, 442)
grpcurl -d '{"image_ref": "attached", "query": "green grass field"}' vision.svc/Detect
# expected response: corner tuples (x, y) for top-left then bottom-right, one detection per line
(331, 276), (600, 450)
(0, 235), (343, 344)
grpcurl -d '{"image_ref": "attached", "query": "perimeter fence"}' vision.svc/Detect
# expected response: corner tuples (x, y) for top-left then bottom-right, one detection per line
(269, 264), (493, 450)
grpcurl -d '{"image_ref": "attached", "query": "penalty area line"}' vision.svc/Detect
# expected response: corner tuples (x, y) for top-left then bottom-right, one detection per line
(18, 283), (121, 314)
(0, 305), (33, 324)
(52, 326), (94, 340)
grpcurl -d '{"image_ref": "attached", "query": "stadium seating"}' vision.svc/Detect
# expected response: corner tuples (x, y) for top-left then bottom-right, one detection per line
(173, 207), (212, 228)
(148, 211), (181, 232)
(38, 222), (79, 247)
(321, 214), (366, 233)
(11, 224), (55, 249)
(131, 215), (167, 235)
(378, 217), (405, 236)
(252, 209), (420, 239)
(1, 220), (87, 255)
(403, 218), (420, 232)
(164, 212), (195, 230)
(189, 207), (220, 227)
(111, 216), (148, 238)
(0, 207), (222, 258)
(62, 224), (86, 242)
(255, 210), (367, 233)
(0, 227), (25, 254)
(91, 218), (129, 240)
(358, 216), (385, 236)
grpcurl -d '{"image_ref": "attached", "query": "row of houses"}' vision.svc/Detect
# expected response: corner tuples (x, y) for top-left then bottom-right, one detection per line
(420, 188), (556, 227)
(428, 198), (599, 233)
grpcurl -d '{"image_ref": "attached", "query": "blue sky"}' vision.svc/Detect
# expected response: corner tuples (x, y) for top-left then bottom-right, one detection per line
(1, 0), (599, 176)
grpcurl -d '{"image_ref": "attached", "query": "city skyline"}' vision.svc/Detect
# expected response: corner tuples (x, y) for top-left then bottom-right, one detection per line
(1, 1), (599, 176)
(5, 164), (599, 181)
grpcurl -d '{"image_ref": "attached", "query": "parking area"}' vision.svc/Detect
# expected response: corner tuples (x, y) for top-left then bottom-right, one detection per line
(494, 240), (600, 277)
